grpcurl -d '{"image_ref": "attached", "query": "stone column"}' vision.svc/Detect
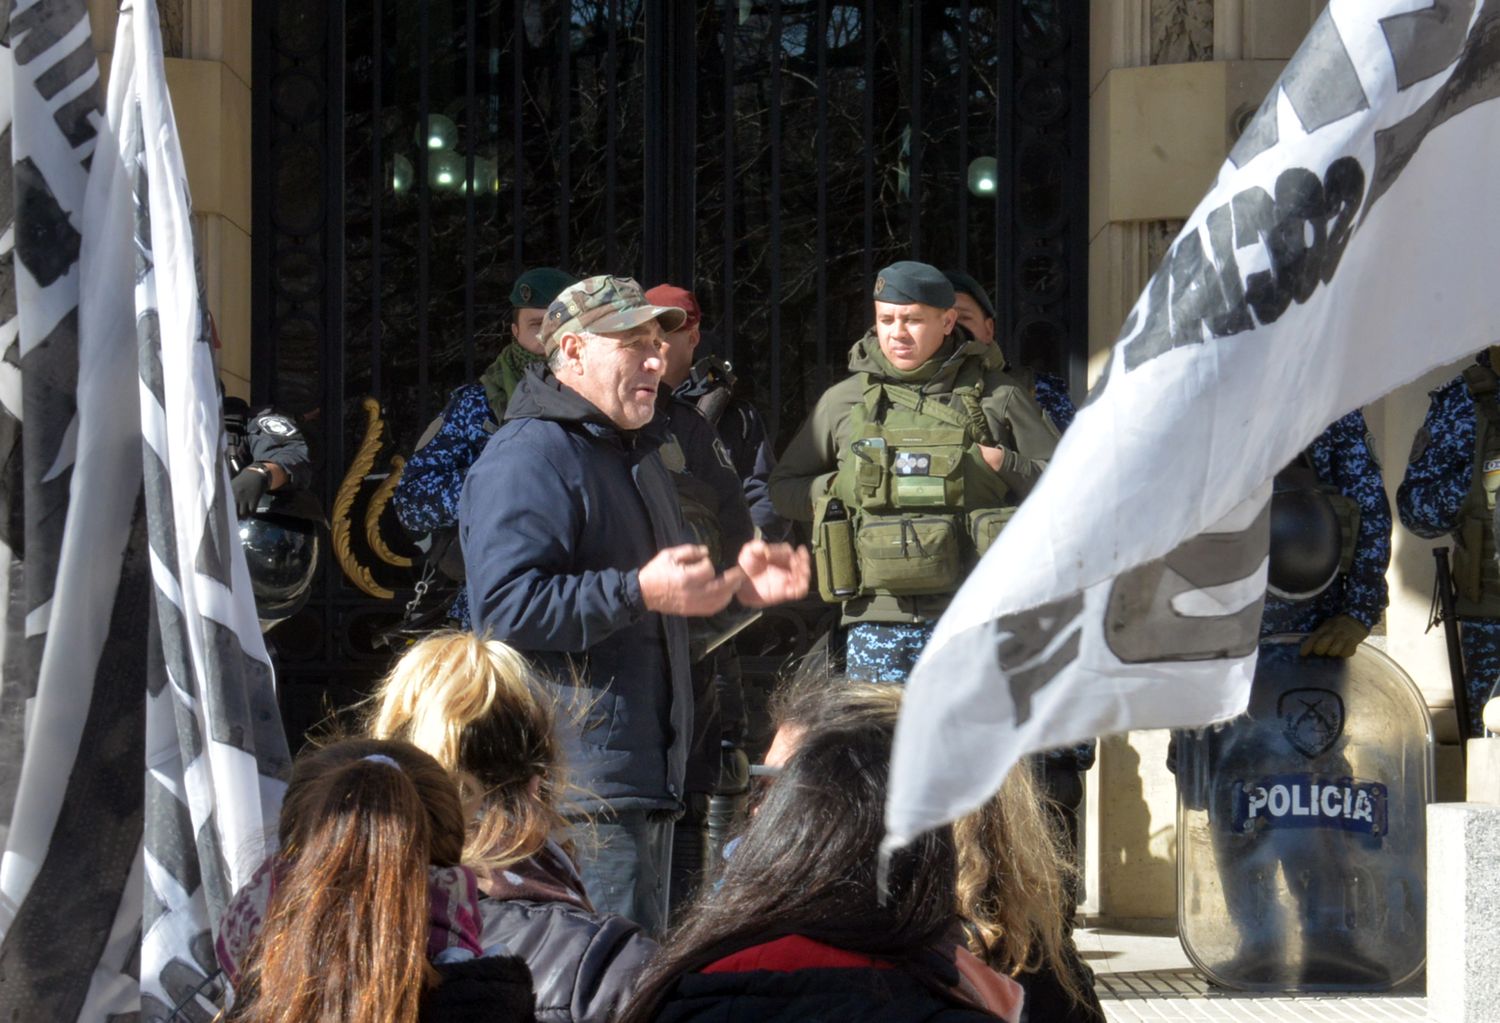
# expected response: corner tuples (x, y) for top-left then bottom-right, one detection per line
(88, 0), (253, 400)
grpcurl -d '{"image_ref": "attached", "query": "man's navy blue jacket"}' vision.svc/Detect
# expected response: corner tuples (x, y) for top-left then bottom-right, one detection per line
(459, 366), (691, 812)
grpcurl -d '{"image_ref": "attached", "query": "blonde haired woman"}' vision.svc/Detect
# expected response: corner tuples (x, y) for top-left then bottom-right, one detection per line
(369, 631), (655, 1023)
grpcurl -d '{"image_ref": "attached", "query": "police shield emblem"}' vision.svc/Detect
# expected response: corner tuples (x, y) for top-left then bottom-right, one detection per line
(1277, 687), (1345, 760)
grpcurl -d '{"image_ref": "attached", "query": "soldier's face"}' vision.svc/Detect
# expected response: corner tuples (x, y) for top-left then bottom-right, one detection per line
(951, 293), (995, 344)
(512, 309), (549, 355)
(658, 325), (700, 389)
(874, 301), (958, 370)
(558, 321), (666, 429)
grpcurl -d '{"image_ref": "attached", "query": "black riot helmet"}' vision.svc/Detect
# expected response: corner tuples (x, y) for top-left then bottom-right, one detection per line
(1267, 465), (1343, 602)
(239, 490), (323, 631)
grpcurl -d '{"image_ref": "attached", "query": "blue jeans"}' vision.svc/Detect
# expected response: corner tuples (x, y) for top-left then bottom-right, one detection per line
(572, 808), (675, 937)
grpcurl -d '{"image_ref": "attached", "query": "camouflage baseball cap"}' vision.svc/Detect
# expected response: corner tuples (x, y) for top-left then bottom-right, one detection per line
(540, 275), (688, 353)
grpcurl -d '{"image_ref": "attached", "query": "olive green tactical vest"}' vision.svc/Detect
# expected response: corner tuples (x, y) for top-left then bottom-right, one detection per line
(811, 358), (1014, 605)
(1453, 363), (1500, 617)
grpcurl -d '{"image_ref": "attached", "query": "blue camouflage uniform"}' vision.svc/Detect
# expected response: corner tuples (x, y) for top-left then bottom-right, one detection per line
(1263, 410), (1392, 638)
(391, 382), (495, 626)
(1397, 351), (1500, 737)
(1032, 371), (1076, 434)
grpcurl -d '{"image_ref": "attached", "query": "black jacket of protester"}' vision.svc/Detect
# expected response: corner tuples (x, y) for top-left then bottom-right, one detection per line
(423, 954), (538, 1023)
(480, 897), (657, 1023)
(459, 366), (692, 811)
(646, 937), (1001, 1023)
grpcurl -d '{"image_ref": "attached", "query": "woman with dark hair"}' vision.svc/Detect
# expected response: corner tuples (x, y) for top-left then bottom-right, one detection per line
(216, 738), (535, 1023)
(769, 678), (1104, 1023)
(620, 710), (1020, 1022)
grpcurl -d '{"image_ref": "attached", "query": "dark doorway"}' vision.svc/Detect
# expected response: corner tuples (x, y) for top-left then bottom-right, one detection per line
(253, 0), (1087, 740)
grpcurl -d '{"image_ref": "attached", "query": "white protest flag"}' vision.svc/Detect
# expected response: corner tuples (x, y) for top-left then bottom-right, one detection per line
(119, 2), (291, 1018)
(888, 0), (1500, 847)
(0, 0), (101, 854)
(0, 1), (152, 1018)
(0, 2), (288, 1018)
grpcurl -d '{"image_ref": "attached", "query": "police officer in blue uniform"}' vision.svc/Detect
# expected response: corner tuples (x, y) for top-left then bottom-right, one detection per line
(1267, 410), (1392, 652)
(224, 396), (312, 515)
(391, 267), (578, 626)
(946, 269), (1075, 433)
(1398, 347), (1500, 737)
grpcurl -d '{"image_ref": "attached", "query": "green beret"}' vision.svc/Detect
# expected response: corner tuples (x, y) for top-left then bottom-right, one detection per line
(944, 270), (995, 320)
(872, 261), (955, 309)
(510, 267), (578, 310)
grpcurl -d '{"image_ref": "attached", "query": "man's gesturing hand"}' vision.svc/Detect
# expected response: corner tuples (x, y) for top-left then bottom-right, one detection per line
(638, 544), (740, 617)
(734, 540), (811, 608)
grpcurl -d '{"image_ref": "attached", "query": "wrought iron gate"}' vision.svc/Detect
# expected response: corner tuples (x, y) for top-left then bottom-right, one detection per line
(253, 0), (1087, 741)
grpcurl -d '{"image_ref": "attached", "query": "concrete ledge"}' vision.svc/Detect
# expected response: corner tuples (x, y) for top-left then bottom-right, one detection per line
(1089, 60), (1284, 234)
(1427, 803), (1500, 1022)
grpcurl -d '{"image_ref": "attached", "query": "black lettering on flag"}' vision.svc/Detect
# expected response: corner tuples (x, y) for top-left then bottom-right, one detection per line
(1382, 0), (1477, 89)
(34, 36), (95, 100)
(994, 593), (1084, 725)
(14, 157), (79, 287)
(142, 441), (179, 571)
(1113, 158), (1366, 385)
(200, 613), (287, 773)
(52, 87), (100, 150)
(137, 309), (166, 407)
(1104, 502), (1268, 664)
(1366, 0), (1500, 219)
(0, 503), (149, 1022)
(1229, 10), (1370, 169)
(145, 771), (201, 897)
(6, 0), (87, 65)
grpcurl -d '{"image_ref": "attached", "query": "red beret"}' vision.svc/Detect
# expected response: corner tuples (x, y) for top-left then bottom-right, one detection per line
(643, 284), (701, 331)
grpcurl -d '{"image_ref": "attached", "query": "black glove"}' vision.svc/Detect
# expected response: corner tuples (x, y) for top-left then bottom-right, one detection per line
(231, 466), (270, 518)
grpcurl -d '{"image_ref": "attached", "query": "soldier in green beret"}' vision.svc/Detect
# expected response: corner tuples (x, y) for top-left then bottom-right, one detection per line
(769, 260), (1059, 682)
(392, 266), (578, 626)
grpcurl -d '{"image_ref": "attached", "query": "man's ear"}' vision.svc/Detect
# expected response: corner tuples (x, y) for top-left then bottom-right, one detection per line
(510, 318), (521, 341)
(942, 307), (959, 334)
(557, 331), (586, 369)
(984, 316), (996, 341)
(688, 327), (702, 353)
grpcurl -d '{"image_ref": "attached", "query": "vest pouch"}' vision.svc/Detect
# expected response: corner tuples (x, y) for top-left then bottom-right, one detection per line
(968, 506), (1017, 558)
(1455, 516), (1485, 604)
(856, 515), (962, 596)
(891, 444), (966, 509)
(812, 495), (861, 603)
(847, 436), (890, 511)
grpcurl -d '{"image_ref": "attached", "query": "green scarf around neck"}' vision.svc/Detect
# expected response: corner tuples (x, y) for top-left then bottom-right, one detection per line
(866, 335), (958, 384)
(480, 342), (544, 423)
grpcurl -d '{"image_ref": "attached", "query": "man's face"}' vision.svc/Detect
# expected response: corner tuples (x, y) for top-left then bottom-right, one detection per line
(556, 321), (666, 429)
(951, 292), (995, 344)
(874, 301), (958, 371)
(512, 309), (548, 355)
(658, 325), (700, 388)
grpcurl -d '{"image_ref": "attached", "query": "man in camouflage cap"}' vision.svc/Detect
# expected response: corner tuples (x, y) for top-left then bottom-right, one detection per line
(460, 273), (810, 933)
(392, 266), (577, 626)
(770, 259), (1056, 684)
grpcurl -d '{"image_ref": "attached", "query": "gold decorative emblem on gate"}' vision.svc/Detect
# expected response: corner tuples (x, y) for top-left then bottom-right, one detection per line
(332, 397), (415, 599)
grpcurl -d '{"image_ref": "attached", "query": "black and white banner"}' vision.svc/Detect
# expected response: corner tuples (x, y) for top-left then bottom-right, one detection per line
(0, 2), (288, 1018)
(0, 0), (100, 856)
(888, 0), (1500, 845)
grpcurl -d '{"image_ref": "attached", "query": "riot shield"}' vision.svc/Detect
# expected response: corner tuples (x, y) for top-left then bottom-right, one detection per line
(1176, 636), (1431, 991)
